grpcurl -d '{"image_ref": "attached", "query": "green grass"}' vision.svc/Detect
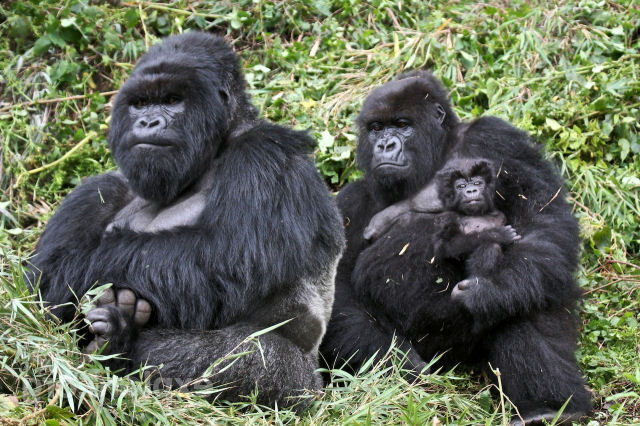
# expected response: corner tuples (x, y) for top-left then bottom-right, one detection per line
(1, 0), (639, 424)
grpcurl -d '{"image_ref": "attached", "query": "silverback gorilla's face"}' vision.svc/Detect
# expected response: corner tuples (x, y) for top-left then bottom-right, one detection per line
(356, 72), (458, 200)
(108, 33), (251, 205)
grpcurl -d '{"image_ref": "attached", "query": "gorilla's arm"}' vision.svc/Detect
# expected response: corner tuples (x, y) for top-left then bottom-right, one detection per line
(363, 180), (442, 241)
(321, 181), (426, 373)
(28, 172), (133, 321)
(435, 219), (520, 260)
(453, 117), (582, 329)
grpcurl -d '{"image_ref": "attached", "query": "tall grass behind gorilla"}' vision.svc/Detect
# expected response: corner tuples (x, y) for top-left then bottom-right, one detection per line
(321, 71), (592, 423)
(28, 32), (345, 408)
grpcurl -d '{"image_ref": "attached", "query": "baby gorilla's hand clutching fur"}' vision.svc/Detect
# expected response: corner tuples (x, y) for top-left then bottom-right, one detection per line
(497, 225), (521, 244)
(84, 288), (151, 354)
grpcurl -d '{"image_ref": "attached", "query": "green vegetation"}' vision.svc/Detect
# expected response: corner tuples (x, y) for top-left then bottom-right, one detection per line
(1, 1), (639, 424)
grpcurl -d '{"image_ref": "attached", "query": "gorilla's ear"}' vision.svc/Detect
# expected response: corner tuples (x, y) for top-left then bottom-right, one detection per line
(435, 103), (446, 125)
(218, 88), (230, 103)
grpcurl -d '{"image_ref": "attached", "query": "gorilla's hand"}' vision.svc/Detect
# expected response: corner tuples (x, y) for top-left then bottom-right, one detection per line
(364, 202), (411, 241)
(497, 225), (521, 244)
(452, 276), (507, 334)
(84, 288), (151, 353)
(365, 209), (437, 241)
(451, 276), (483, 302)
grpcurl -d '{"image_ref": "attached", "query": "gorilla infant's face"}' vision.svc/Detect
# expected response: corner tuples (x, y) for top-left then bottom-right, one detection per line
(453, 176), (490, 215)
(436, 158), (497, 216)
(107, 33), (245, 205)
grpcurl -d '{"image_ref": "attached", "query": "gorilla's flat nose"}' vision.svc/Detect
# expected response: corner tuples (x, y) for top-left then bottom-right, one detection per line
(135, 115), (166, 129)
(375, 136), (402, 161)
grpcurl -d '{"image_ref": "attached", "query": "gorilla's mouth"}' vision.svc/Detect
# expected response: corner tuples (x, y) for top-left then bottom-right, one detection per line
(374, 162), (408, 169)
(128, 136), (175, 149)
(133, 142), (172, 149)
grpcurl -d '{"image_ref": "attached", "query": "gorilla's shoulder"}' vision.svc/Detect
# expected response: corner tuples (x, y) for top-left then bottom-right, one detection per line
(65, 171), (130, 200)
(229, 121), (316, 156)
(41, 171), (133, 234)
(335, 180), (372, 214)
(461, 116), (545, 164)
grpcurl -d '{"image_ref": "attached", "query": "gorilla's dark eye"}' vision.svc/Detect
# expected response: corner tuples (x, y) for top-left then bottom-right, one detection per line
(456, 183), (466, 189)
(396, 119), (410, 128)
(133, 98), (149, 108)
(370, 122), (383, 132)
(165, 95), (182, 105)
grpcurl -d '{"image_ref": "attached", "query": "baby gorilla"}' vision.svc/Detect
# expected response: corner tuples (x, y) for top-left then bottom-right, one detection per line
(364, 158), (520, 297)
(432, 158), (520, 297)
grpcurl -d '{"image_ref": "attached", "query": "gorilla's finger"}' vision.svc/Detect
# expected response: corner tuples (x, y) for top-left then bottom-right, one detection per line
(363, 226), (375, 241)
(116, 289), (136, 317)
(451, 278), (477, 299)
(85, 337), (108, 354)
(457, 278), (477, 291)
(86, 307), (111, 323)
(97, 288), (116, 306)
(133, 299), (152, 327)
(89, 320), (113, 336)
(451, 285), (462, 299)
(84, 340), (99, 354)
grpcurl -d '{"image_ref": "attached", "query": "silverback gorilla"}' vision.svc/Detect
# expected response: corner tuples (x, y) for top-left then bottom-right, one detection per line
(27, 32), (345, 408)
(320, 71), (592, 423)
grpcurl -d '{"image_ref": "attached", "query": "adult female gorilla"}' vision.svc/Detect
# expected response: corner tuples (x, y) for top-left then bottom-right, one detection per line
(321, 71), (591, 424)
(28, 32), (345, 408)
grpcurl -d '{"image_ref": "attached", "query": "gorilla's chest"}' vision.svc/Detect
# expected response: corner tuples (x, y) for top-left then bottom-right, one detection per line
(105, 169), (216, 234)
(105, 192), (207, 233)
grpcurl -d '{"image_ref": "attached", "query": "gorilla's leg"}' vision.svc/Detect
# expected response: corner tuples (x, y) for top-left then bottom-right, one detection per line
(132, 325), (322, 409)
(484, 314), (592, 424)
(87, 300), (321, 409)
(85, 288), (151, 354)
(321, 301), (428, 380)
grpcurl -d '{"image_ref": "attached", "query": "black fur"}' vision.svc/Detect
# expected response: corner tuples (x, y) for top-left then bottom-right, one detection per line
(432, 158), (515, 260)
(28, 32), (345, 409)
(321, 70), (591, 421)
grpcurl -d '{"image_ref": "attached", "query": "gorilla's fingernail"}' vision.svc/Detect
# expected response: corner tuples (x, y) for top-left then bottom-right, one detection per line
(117, 289), (136, 305)
(97, 288), (115, 306)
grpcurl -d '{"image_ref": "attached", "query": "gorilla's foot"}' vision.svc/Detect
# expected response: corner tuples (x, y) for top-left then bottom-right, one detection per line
(510, 410), (588, 426)
(502, 225), (522, 243)
(84, 288), (151, 353)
